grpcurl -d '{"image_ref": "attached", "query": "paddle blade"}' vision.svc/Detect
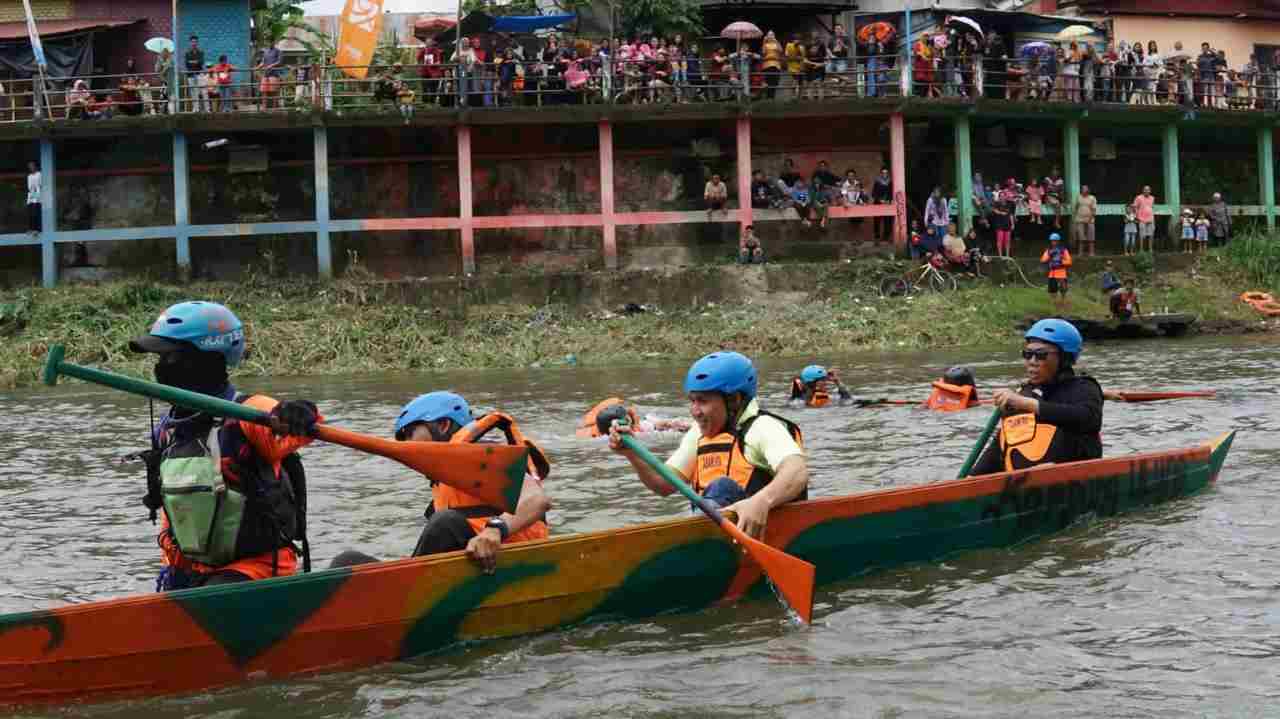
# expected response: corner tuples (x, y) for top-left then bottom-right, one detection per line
(43, 345), (65, 386)
(314, 425), (527, 513)
(1117, 390), (1216, 402)
(719, 517), (815, 624)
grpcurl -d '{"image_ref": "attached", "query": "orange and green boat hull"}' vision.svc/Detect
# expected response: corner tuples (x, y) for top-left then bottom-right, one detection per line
(0, 433), (1235, 708)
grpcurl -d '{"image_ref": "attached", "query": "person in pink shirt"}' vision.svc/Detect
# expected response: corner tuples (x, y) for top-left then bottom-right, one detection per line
(1132, 185), (1156, 253)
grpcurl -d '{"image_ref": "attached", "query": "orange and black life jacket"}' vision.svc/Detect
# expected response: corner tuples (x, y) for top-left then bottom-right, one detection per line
(575, 398), (640, 438)
(692, 410), (807, 501)
(997, 413), (1070, 472)
(923, 380), (979, 412)
(790, 378), (831, 408)
(433, 412), (550, 542)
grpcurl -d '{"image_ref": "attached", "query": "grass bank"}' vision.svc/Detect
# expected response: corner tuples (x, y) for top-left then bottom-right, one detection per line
(0, 246), (1272, 390)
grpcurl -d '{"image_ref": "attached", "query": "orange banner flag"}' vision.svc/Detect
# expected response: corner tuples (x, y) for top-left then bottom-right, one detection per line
(336, 0), (384, 79)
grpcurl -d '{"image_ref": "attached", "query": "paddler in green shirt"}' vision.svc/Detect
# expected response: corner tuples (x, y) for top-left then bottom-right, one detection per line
(609, 351), (808, 539)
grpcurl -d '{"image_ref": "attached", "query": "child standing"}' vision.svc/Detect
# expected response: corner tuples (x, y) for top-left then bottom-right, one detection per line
(1025, 177), (1044, 225)
(1194, 210), (1211, 254)
(992, 200), (1013, 257)
(1041, 232), (1072, 314)
(1123, 205), (1138, 256)
(1180, 208), (1195, 254)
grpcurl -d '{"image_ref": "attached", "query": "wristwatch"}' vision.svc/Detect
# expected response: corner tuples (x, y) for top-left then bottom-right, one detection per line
(484, 518), (510, 541)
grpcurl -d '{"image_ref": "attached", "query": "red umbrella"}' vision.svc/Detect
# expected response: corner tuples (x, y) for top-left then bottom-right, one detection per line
(857, 21), (896, 45)
(413, 17), (456, 40)
(720, 21), (763, 41)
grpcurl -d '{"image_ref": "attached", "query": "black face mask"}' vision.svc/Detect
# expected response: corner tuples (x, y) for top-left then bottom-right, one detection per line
(154, 350), (228, 397)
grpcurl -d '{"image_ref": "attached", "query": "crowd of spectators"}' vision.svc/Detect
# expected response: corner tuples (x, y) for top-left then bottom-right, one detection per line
(744, 158), (895, 233)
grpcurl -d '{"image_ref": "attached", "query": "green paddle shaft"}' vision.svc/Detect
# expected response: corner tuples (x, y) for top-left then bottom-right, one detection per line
(43, 344), (270, 425)
(957, 408), (1001, 479)
(619, 433), (727, 521)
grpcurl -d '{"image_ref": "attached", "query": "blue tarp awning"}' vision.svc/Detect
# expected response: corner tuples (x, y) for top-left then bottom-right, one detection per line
(490, 13), (575, 33)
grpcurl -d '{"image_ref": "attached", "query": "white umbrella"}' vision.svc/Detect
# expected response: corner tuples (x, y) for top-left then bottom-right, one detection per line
(944, 16), (984, 40)
(1055, 25), (1095, 41)
(144, 37), (175, 54)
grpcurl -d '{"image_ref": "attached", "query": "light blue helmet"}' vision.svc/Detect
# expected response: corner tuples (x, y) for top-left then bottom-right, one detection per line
(1049, 232), (1062, 242)
(684, 351), (757, 400)
(800, 365), (828, 384)
(1025, 319), (1083, 362)
(394, 391), (472, 438)
(129, 300), (246, 367)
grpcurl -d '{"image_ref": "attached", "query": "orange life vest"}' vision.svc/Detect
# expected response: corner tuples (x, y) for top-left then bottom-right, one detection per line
(575, 398), (640, 438)
(923, 380), (979, 412)
(437, 412), (550, 542)
(998, 413), (1062, 472)
(692, 411), (806, 500)
(790, 378), (831, 408)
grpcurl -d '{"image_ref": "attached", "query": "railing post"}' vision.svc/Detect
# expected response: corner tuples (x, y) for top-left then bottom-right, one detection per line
(890, 112), (907, 249)
(174, 132), (191, 278)
(736, 115), (752, 232)
(598, 120), (617, 269)
(1258, 125), (1275, 231)
(314, 126), (332, 278)
(954, 114), (973, 234)
(39, 137), (56, 287)
(1063, 118), (1081, 231)
(458, 124), (475, 274)
(902, 6), (913, 97)
(1162, 123), (1181, 239)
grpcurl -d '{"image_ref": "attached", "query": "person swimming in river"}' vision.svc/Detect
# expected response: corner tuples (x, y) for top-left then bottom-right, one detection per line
(576, 398), (691, 438)
(788, 365), (852, 408)
(923, 365), (981, 412)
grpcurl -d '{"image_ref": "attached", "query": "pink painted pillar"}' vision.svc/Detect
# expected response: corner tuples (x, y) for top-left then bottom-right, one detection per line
(736, 116), (752, 230)
(458, 124), (475, 274)
(890, 112), (908, 250)
(599, 120), (617, 269)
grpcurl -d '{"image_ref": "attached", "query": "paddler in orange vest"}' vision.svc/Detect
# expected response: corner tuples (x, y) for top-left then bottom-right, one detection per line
(788, 365), (852, 408)
(967, 319), (1103, 476)
(923, 366), (981, 411)
(329, 391), (552, 574)
(608, 351), (808, 539)
(128, 301), (321, 590)
(575, 397), (691, 438)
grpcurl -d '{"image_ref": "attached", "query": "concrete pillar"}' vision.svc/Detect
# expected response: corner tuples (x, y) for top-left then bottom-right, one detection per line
(1259, 126), (1275, 231)
(39, 138), (56, 288)
(901, 6), (913, 97)
(313, 126), (332, 278)
(1063, 119), (1080, 229)
(1162, 123), (1181, 238)
(599, 120), (617, 269)
(174, 132), (191, 277)
(890, 112), (907, 249)
(736, 116), (752, 231)
(954, 114), (973, 234)
(458, 124), (475, 274)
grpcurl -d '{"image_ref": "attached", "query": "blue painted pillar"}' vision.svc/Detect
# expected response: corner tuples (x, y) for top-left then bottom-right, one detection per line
(39, 138), (56, 288)
(314, 126), (332, 278)
(1258, 126), (1275, 231)
(954, 114), (973, 233)
(1063, 119), (1081, 229)
(174, 132), (191, 276)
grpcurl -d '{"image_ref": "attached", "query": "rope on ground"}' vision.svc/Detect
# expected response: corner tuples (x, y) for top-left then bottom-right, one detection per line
(993, 256), (1040, 288)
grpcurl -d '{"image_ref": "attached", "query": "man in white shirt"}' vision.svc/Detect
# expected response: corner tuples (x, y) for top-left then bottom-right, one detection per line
(26, 161), (41, 236)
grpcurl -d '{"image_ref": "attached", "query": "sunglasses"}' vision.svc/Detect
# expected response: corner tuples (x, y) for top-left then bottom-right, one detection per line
(1021, 348), (1055, 361)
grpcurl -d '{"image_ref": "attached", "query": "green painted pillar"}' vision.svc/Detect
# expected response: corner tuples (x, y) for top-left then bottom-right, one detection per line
(1162, 124), (1181, 239)
(1063, 119), (1081, 228)
(1258, 126), (1275, 232)
(954, 114), (973, 234)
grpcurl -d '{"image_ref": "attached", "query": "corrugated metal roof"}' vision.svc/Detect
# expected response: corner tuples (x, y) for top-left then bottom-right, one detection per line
(0, 18), (140, 42)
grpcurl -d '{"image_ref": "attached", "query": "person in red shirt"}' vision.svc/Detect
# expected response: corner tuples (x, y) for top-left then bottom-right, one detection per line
(417, 37), (445, 104)
(212, 55), (236, 112)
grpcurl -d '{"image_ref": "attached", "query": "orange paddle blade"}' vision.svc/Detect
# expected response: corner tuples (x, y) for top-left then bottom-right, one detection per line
(718, 517), (816, 624)
(1116, 390), (1216, 402)
(313, 424), (528, 513)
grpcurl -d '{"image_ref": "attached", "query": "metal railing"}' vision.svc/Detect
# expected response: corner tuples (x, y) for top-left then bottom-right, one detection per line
(7, 53), (1280, 124)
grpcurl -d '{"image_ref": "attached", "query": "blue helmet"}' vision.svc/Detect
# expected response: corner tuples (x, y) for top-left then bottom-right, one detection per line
(394, 391), (472, 438)
(1025, 319), (1083, 362)
(684, 351), (757, 400)
(800, 365), (828, 384)
(129, 301), (246, 367)
(1049, 232), (1062, 242)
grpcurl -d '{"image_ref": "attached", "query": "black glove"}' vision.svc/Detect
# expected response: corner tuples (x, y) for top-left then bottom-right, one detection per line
(270, 400), (319, 437)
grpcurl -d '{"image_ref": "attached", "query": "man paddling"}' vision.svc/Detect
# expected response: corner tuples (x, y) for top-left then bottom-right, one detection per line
(967, 319), (1103, 475)
(330, 391), (551, 574)
(788, 364), (851, 408)
(129, 301), (320, 590)
(608, 351), (809, 539)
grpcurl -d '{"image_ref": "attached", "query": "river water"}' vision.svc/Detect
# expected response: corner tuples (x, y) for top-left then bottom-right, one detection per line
(3, 335), (1279, 718)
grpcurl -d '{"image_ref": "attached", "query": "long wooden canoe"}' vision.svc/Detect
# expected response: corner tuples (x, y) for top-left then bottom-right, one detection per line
(0, 432), (1235, 709)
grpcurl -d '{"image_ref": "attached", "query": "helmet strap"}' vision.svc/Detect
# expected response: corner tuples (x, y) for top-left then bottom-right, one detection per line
(722, 392), (744, 434)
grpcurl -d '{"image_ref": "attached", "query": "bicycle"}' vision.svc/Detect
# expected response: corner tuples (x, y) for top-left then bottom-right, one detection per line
(878, 257), (958, 297)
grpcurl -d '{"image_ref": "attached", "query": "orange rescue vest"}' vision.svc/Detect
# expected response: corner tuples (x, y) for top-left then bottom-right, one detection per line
(790, 378), (831, 408)
(692, 411), (806, 500)
(998, 413), (1062, 472)
(575, 398), (640, 438)
(923, 380), (979, 412)
(436, 412), (550, 542)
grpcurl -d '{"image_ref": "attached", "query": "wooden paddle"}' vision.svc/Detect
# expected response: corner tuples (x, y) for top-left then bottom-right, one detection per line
(957, 407), (1001, 479)
(614, 429), (815, 624)
(43, 345), (528, 513)
(1110, 390), (1216, 402)
(853, 398), (918, 408)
